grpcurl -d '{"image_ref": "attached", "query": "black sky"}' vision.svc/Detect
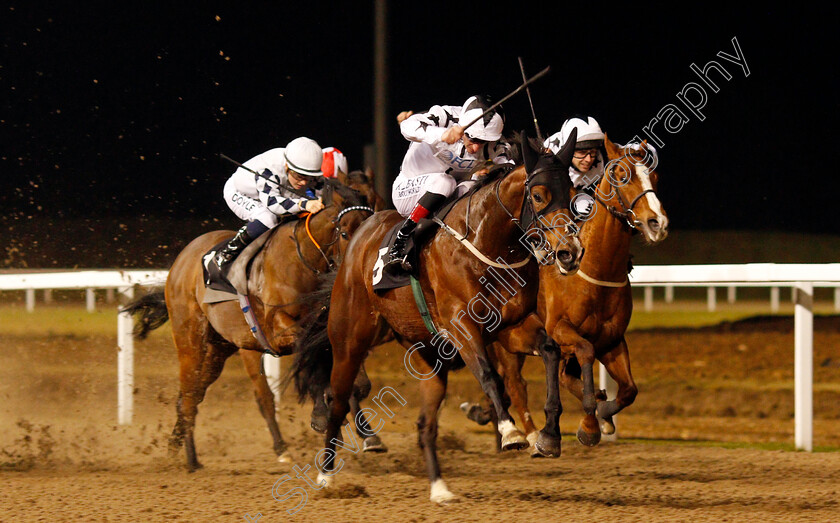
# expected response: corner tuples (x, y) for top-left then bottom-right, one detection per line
(1, 3), (837, 234)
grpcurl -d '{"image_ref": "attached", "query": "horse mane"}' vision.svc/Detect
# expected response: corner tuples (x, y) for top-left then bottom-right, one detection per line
(323, 177), (366, 209)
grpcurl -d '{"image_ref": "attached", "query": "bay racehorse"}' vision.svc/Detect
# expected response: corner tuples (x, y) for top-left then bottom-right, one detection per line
(290, 130), (583, 503)
(484, 134), (668, 455)
(123, 177), (381, 471)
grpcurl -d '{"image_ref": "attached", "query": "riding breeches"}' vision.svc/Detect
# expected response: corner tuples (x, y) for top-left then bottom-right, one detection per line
(223, 178), (279, 229)
(391, 172), (475, 217)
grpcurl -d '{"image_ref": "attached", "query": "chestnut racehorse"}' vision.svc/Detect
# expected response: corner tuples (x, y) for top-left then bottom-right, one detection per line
(486, 134), (669, 456)
(124, 177), (380, 471)
(290, 131), (584, 503)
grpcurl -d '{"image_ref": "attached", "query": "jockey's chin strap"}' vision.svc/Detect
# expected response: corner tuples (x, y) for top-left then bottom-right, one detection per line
(295, 205), (375, 274)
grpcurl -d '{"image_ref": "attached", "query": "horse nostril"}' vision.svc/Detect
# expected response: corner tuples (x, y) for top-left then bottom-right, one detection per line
(648, 219), (660, 232)
(557, 250), (573, 263)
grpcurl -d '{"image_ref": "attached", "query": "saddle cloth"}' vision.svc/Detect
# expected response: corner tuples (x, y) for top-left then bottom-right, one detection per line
(201, 228), (273, 303)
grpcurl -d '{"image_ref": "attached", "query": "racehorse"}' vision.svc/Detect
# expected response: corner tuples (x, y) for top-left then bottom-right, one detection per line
(290, 130), (583, 503)
(485, 134), (669, 456)
(123, 177), (379, 472)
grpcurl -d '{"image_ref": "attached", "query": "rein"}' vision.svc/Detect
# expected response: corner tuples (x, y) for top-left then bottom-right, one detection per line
(294, 204), (374, 274)
(591, 159), (658, 231)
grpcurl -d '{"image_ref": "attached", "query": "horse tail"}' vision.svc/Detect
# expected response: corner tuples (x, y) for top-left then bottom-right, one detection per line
(285, 271), (337, 404)
(121, 291), (169, 340)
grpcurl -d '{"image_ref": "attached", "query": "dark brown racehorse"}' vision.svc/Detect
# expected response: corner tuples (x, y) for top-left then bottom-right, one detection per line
(124, 177), (380, 471)
(290, 131), (583, 503)
(486, 134), (669, 455)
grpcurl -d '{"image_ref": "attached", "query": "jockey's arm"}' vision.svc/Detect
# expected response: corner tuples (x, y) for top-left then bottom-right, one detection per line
(399, 104), (458, 145)
(254, 170), (314, 215)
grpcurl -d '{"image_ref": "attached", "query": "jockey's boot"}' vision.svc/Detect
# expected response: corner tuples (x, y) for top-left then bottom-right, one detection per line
(383, 192), (447, 274)
(214, 224), (256, 275)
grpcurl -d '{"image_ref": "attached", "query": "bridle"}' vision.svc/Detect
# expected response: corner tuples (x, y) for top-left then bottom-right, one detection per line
(493, 161), (578, 263)
(294, 203), (374, 274)
(589, 148), (659, 231)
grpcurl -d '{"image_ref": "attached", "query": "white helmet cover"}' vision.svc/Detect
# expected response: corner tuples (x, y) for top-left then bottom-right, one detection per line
(560, 116), (604, 150)
(460, 95), (504, 142)
(285, 137), (324, 176)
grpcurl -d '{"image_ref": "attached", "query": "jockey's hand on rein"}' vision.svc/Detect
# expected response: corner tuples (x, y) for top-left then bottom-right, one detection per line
(304, 198), (324, 213)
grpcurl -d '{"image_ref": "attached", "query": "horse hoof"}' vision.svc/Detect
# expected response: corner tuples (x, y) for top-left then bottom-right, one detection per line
(577, 425), (601, 447)
(577, 416), (601, 446)
(599, 416), (616, 435)
(277, 451), (293, 463)
(363, 435), (388, 453)
(459, 402), (492, 426)
(316, 472), (335, 489)
(186, 462), (204, 473)
(533, 431), (562, 458)
(430, 479), (460, 504)
(310, 417), (328, 434)
(526, 431), (539, 447)
(501, 430), (529, 451)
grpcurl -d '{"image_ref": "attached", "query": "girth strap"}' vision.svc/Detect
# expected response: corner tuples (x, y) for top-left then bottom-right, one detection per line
(410, 275), (439, 335)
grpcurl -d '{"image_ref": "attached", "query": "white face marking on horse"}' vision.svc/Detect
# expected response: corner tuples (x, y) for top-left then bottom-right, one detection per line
(634, 163), (665, 222)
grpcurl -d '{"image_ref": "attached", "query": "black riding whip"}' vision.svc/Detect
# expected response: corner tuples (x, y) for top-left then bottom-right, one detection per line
(518, 57), (544, 143)
(220, 153), (261, 177)
(460, 65), (551, 133)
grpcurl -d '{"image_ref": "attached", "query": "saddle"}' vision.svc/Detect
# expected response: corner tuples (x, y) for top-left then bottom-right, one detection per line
(201, 229), (274, 303)
(371, 181), (484, 293)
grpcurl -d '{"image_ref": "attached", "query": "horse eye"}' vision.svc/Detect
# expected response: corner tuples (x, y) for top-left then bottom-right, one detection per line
(533, 193), (544, 203)
(341, 232), (349, 239)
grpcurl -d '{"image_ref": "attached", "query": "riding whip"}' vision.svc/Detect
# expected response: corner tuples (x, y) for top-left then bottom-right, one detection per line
(460, 65), (551, 133)
(517, 57), (544, 143)
(220, 153), (261, 177)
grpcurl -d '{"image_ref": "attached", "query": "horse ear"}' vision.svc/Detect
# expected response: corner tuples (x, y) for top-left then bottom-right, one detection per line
(365, 166), (375, 183)
(603, 132), (621, 157)
(520, 129), (538, 173)
(554, 127), (578, 168)
(337, 169), (349, 185)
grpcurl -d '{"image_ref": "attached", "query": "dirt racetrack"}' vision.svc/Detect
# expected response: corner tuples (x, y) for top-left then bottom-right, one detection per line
(2, 309), (840, 522)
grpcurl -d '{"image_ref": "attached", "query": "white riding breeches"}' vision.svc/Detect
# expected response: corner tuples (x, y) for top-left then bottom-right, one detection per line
(223, 178), (279, 228)
(392, 172), (474, 217)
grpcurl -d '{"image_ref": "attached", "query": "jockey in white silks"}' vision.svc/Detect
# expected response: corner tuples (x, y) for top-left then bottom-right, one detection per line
(215, 137), (326, 274)
(384, 95), (514, 273)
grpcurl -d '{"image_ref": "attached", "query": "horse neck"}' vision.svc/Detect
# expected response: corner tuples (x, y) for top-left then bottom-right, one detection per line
(458, 170), (528, 259)
(580, 175), (632, 280)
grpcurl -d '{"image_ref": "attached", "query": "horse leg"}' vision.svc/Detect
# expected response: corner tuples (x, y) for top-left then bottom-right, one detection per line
(454, 322), (528, 451)
(553, 323), (600, 447)
(240, 350), (291, 463)
(171, 337), (233, 472)
(595, 337), (638, 433)
(557, 357), (610, 432)
(410, 355), (458, 504)
(533, 335), (563, 458)
(350, 365), (387, 453)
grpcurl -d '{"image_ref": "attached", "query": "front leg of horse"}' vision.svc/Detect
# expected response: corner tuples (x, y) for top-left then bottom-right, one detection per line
(596, 337), (638, 431)
(533, 336), (563, 458)
(458, 331), (528, 451)
(316, 352), (365, 488)
(555, 325), (600, 447)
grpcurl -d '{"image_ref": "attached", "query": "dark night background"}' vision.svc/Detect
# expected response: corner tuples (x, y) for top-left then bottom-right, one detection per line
(1, 3), (837, 267)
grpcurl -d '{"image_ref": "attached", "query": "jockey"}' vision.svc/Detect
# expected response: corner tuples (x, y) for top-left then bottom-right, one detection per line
(385, 95), (513, 273)
(544, 116), (605, 219)
(215, 137), (326, 274)
(321, 146), (348, 179)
